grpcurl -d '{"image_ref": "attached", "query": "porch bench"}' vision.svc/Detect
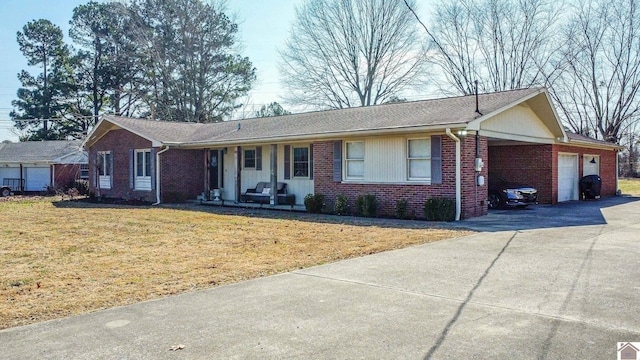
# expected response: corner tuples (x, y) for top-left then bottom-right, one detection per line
(241, 182), (289, 204)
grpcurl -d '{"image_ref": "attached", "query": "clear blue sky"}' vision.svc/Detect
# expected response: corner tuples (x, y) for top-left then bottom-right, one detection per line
(0, 0), (429, 142)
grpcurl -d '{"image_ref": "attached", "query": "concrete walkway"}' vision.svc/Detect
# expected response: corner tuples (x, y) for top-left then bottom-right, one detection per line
(2, 196), (640, 359)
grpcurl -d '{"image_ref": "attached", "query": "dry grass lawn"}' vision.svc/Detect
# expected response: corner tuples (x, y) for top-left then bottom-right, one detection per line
(0, 197), (471, 329)
(619, 178), (640, 196)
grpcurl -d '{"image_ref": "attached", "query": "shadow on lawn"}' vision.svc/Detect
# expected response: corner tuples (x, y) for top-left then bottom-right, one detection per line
(52, 194), (640, 232)
(51, 198), (452, 231)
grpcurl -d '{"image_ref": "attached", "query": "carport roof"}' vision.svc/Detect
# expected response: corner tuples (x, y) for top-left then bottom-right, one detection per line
(85, 88), (546, 147)
(566, 132), (624, 150)
(0, 140), (85, 164)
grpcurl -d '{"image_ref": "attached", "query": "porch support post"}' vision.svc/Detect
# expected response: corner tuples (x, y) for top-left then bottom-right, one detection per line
(270, 144), (278, 205)
(204, 149), (210, 200)
(19, 164), (23, 192)
(235, 146), (241, 203)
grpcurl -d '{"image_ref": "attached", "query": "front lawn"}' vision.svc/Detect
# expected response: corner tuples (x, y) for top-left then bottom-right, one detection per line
(0, 197), (470, 329)
(619, 178), (640, 196)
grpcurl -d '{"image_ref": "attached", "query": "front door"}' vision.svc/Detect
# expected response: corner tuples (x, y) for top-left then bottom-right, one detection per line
(209, 149), (224, 189)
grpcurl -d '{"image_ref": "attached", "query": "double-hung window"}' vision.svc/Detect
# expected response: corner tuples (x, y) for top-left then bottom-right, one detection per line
(244, 148), (256, 169)
(97, 151), (112, 189)
(293, 147), (309, 177)
(135, 149), (152, 190)
(407, 138), (431, 181)
(80, 164), (89, 179)
(345, 141), (365, 179)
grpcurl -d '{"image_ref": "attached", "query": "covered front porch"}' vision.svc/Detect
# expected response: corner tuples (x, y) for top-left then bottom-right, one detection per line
(200, 142), (314, 207)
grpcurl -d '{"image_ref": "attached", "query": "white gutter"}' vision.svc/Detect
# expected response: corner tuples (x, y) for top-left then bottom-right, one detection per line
(152, 146), (170, 205)
(446, 128), (461, 221)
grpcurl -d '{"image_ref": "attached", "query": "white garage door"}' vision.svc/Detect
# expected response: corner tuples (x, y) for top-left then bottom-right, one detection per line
(558, 154), (578, 202)
(25, 166), (50, 192)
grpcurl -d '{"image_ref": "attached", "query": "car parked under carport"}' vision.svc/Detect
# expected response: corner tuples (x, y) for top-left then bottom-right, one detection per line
(487, 174), (538, 209)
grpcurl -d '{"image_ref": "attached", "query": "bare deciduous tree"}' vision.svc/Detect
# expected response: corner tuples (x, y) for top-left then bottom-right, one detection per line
(547, 0), (640, 144)
(406, 0), (561, 95)
(279, 0), (427, 109)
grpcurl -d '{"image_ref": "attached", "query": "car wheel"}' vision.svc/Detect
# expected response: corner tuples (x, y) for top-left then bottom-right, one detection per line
(1, 187), (10, 197)
(488, 192), (502, 209)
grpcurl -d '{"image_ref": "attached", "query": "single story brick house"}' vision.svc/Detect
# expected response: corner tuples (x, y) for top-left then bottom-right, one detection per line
(82, 88), (622, 220)
(0, 140), (88, 193)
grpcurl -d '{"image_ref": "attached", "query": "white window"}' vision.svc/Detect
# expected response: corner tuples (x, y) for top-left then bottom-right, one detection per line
(407, 138), (431, 180)
(135, 149), (152, 190)
(244, 148), (256, 169)
(80, 164), (89, 179)
(97, 151), (112, 189)
(293, 147), (309, 177)
(345, 141), (365, 179)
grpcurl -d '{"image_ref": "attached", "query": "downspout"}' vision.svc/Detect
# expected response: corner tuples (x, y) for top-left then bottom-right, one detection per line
(152, 146), (170, 205)
(446, 128), (462, 221)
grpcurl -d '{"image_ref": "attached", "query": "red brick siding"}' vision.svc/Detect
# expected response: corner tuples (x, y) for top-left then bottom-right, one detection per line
(488, 144), (554, 203)
(461, 136), (489, 219)
(89, 130), (206, 203)
(88, 129), (155, 202)
(553, 144), (617, 198)
(53, 164), (81, 188)
(159, 148), (205, 202)
(489, 144), (617, 204)
(313, 137), (486, 219)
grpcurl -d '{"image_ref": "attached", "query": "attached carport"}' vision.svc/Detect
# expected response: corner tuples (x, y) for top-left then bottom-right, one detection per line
(465, 90), (621, 204)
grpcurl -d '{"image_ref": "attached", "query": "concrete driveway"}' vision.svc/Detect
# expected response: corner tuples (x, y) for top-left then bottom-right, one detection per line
(2, 196), (640, 359)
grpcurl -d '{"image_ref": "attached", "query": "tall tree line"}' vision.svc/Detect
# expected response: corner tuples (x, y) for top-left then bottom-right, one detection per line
(11, 0), (255, 141)
(402, 0), (640, 147)
(400, 0), (640, 175)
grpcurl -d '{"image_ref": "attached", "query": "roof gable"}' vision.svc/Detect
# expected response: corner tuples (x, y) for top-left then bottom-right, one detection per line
(467, 90), (566, 143)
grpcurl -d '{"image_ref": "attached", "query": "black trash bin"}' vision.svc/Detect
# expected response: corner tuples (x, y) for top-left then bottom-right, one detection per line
(580, 175), (601, 200)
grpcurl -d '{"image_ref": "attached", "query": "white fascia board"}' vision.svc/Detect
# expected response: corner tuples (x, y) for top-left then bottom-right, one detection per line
(563, 139), (624, 151)
(174, 123), (468, 149)
(466, 89), (545, 130)
(84, 115), (165, 148)
(466, 88), (567, 141)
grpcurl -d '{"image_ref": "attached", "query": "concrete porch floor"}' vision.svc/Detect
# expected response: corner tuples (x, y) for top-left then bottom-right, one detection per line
(199, 199), (306, 212)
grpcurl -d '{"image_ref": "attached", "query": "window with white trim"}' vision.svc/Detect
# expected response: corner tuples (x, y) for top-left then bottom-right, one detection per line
(135, 149), (152, 190)
(407, 138), (431, 180)
(97, 151), (112, 189)
(80, 164), (89, 179)
(293, 146), (309, 177)
(345, 141), (364, 179)
(243, 148), (256, 169)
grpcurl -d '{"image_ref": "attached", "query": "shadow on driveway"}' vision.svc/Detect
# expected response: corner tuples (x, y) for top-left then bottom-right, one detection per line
(457, 195), (640, 232)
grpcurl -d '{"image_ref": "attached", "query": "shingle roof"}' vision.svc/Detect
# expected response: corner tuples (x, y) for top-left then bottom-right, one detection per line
(0, 140), (84, 163)
(101, 87), (543, 145)
(566, 132), (621, 148)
